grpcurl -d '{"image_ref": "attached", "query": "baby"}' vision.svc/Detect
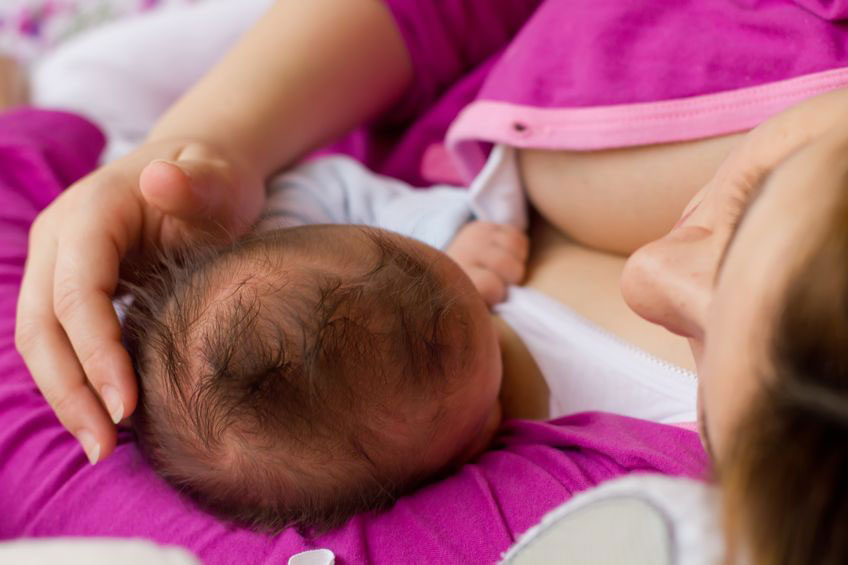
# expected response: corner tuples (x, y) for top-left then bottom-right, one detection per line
(124, 156), (526, 531)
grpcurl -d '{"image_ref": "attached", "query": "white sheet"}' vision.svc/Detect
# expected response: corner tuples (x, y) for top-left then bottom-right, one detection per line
(0, 538), (198, 564)
(31, 0), (271, 162)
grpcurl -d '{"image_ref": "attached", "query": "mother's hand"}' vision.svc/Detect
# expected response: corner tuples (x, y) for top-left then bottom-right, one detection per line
(15, 140), (264, 463)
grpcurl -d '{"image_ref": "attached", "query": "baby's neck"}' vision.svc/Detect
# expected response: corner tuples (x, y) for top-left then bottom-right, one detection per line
(493, 315), (550, 420)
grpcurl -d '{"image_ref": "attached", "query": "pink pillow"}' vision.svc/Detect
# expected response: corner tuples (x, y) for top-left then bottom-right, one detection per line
(0, 109), (707, 564)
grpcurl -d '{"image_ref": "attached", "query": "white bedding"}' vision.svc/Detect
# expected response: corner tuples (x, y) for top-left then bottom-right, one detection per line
(0, 538), (198, 564)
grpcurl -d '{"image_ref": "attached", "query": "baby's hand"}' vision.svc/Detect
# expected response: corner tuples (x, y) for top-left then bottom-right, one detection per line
(446, 221), (529, 306)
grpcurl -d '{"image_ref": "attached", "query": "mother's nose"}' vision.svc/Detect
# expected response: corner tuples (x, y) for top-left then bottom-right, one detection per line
(621, 225), (716, 341)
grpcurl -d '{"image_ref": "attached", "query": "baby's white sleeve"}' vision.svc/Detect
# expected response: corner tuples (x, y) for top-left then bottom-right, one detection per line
(260, 156), (473, 249)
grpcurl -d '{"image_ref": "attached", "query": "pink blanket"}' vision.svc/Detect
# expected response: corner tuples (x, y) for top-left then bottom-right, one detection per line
(0, 108), (707, 564)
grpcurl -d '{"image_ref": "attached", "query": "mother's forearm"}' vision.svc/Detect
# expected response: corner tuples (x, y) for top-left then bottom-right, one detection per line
(147, 0), (413, 180)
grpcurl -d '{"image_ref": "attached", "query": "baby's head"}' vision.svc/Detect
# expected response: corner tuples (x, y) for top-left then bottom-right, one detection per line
(125, 225), (502, 531)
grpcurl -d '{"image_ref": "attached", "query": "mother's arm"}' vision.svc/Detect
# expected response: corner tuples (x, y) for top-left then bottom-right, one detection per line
(14, 0), (541, 464)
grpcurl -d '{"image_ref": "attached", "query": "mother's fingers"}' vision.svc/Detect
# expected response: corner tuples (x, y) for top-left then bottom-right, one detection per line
(16, 228), (117, 463)
(53, 224), (138, 430)
(139, 150), (263, 244)
(18, 319), (117, 463)
(139, 156), (235, 220)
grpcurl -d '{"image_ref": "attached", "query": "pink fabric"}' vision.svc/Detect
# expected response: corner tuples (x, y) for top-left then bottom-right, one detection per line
(381, 0), (541, 124)
(672, 422), (700, 434)
(0, 109), (707, 563)
(446, 67), (848, 180)
(320, 43), (500, 187)
(319, 0), (541, 186)
(794, 0), (848, 19)
(352, 0), (848, 184)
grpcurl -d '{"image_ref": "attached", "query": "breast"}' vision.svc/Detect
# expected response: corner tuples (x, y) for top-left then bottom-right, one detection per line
(518, 133), (744, 255)
(516, 133), (743, 371)
(522, 220), (698, 372)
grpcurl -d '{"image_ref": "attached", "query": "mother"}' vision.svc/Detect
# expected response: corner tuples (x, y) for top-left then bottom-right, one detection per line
(12, 0), (848, 563)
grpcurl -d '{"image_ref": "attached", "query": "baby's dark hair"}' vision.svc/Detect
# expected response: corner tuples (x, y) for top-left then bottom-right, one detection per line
(124, 225), (473, 531)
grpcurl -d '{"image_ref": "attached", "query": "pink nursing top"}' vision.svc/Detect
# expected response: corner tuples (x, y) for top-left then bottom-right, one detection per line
(0, 110), (706, 563)
(347, 0), (848, 185)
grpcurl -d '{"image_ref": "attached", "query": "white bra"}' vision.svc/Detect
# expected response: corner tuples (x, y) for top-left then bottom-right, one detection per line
(495, 285), (698, 424)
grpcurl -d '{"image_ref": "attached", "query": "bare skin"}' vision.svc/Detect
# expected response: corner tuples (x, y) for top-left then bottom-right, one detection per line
(494, 316), (549, 420)
(520, 134), (746, 373)
(17, 0), (732, 461)
(513, 87), (848, 424)
(0, 56), (27, 109)
(621, 88), (848, 454)
(16, 0), (848, 465)
(15, 0), (415, 463)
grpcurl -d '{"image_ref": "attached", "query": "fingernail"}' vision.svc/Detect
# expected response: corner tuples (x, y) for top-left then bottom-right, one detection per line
(100, 385), (124, 424)
(77, 430), (101, 465)
(150, 158), (184, 174)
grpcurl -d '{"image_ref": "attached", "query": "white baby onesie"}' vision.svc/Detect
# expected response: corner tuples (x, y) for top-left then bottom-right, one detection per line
(262, 146), (697, 423)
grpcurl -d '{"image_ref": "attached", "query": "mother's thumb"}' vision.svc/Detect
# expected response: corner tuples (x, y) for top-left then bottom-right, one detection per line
(139, 156), (232, 221)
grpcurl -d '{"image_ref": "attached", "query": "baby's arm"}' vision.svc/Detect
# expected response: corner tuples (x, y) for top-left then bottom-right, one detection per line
(262, 156), (471, 247)
(264, 156), (528, 305)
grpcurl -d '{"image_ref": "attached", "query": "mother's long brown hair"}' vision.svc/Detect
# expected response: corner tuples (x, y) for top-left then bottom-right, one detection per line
(721, 175), (848, 564)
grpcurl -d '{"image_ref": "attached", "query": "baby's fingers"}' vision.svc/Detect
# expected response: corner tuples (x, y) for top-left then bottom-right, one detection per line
(492, 225), (530, 262)
(480, 247), (526, 285)
(466, 265), (507, 306)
